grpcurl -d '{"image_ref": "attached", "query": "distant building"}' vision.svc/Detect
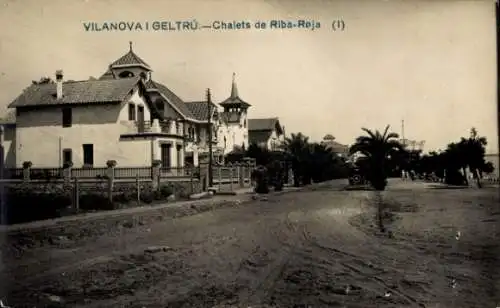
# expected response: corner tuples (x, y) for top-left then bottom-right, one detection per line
(216, 73), (251, 156)
(248, 117), (285, 151)
(321, 134), (349, 157)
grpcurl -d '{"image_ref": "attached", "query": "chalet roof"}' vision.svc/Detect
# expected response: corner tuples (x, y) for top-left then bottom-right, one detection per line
(144, 79), (158, 90)
(109, 42), (151, 70)
(220, 73), (251, 108)
(185, 101), (218, 121)
(99, 68), (115, 80)
(321, 139), (349, 153)
(147, 80), (196, 120)
(248, 117), (282, 132)
(8, 77), (142, 108)
(249, 130), (272, 145)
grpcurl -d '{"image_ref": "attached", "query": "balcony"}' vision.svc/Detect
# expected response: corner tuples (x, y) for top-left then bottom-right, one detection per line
(121, 119), (184, 137)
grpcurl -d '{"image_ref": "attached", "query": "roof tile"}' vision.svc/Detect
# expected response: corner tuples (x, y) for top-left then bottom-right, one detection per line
(248, 118), (280, 131)
(110, 50), (151, 70)
(8, 77), (141, 108)
(185, 101), (218, 121)
(150, 80), (195, 119)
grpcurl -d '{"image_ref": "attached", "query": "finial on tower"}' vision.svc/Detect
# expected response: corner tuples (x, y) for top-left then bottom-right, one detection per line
(206, 88), (211, 102)
(129, 41), (133, 51)
(230, 73), (239, 98)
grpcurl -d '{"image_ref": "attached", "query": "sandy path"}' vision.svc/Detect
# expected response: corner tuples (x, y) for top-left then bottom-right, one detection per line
(3, 180), (499, 307)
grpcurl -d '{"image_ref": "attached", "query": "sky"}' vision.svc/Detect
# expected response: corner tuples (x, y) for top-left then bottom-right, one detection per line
(0, 0), (497, 153)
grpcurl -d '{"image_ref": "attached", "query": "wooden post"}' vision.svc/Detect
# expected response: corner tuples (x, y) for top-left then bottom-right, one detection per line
(157, 170), (161, 190)
(22, 166), (31, 183)
(63, 166), (72, 184)
(190, 169), (194, 194)
(73, 177), (80, 211)
(151, 163), (160, 191)
(107, 166), (115, 204)
(136, 174), (140, 204)
(217, 166), (222, 191)
(229, 167), (234, 191)
(238, 165), (244, 188)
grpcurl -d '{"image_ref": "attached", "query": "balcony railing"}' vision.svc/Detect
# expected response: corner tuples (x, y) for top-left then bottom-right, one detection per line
(131, 119), (184, 136)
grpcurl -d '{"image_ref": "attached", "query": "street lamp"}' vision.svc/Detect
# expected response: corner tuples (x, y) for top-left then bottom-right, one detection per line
(207, 88), (213, 187)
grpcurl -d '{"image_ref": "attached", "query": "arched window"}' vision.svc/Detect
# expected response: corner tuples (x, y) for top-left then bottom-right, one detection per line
(118, 71), (135, 78)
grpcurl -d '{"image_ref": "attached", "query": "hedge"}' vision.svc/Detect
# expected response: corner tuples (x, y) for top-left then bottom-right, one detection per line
(0, 181), (200, 225)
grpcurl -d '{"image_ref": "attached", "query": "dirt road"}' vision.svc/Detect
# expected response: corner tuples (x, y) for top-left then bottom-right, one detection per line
(2, 180), (500, 307)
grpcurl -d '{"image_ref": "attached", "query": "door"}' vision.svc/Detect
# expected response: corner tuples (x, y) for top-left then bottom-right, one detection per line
(161, 143), (171, 169)
(82, 144), (94, 167)
(137, 106), (145, 133)
(62, 149), (72, 167)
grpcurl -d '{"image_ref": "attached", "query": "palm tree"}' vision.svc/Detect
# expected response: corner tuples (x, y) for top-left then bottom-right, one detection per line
(349, 125), (403, 190)
(282, 133), (310, 187)
(460, 127), (488, 188)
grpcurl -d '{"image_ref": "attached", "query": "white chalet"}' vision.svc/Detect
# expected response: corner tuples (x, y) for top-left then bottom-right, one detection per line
(2, 42), (221, 169)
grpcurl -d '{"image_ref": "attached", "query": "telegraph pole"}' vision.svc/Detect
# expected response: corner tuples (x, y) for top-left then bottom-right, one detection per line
(207, 88), (213, 187)
(401, 119), (406, 147)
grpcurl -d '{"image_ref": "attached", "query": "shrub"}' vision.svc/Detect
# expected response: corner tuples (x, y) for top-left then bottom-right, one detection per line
(2, 184), (73, 224)
(252, 166), (270, 194)
(106, 160), (117, 168)
(159, 185), (174, 198)
(112, 190), (135, 204)
(79, 192), (114, 211)
(139, 191), (154, 204)
(266, 160), (285, 191)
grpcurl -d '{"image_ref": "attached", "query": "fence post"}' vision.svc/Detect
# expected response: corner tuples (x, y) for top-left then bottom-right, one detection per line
(229, 167), (234, 191)
(217, 166), (222, 191)
(106, 162), (116, 204)
(136, 174), (140, 205)
(22, 161), (32, 183)
(190, 169), (194, 195)
(73, 177), (80, 211)
(151, 161), (161, 191)
(63, 165), (72, 184)
(238, 165), (244, 188)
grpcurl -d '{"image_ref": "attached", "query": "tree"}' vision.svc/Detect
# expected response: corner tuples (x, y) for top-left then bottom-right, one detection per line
(309, 143), (337, 182)
(442, 142), (468, 185)
(459, 127), (488, 188)
(349, 125), (403, 190)
(282, 133), (310, 187)
(245, 143), (272, 166)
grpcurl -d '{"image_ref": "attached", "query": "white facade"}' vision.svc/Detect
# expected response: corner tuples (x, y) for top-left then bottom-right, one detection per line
(216, 110), (249, 155)
(266, 130), (285, 151)
(11, 85), (186, 168)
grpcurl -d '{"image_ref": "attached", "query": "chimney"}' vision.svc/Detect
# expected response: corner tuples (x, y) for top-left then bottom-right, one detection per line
(56, 70), (63, 99)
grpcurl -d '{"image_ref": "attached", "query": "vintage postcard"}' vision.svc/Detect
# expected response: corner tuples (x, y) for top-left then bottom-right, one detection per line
(0, 0), (498, 307)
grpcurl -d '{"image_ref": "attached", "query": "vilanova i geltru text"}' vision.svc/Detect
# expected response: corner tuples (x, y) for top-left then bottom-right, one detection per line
(83, 20), (321, 31)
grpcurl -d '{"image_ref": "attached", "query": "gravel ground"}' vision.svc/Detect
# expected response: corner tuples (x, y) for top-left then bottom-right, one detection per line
(1, 179), (499, 307)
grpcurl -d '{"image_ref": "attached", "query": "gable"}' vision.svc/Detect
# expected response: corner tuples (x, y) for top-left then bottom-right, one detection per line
(248, 117), (283, 135)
